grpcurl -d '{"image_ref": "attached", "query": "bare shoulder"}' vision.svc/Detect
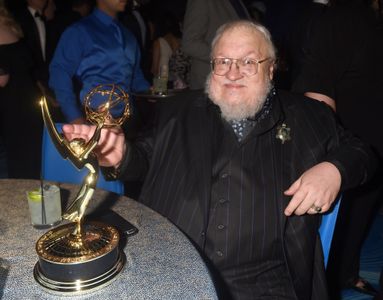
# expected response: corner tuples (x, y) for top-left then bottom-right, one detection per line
(0, 25), (19, 45)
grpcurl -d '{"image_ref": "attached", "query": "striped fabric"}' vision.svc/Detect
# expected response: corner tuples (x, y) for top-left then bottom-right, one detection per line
(119, 89), (374, 300)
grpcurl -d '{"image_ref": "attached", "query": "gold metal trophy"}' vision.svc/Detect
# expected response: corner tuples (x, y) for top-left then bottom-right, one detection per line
(34, 84), (130, 294)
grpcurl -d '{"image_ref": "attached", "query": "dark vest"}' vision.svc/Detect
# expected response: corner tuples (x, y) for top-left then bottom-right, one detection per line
(203, 118), (296, 299)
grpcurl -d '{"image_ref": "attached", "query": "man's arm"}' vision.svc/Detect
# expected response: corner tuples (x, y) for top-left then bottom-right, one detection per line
(284, 101), (377, 216)
(62, 124), (126, 167)
(304, 92), (336, 111)
(284, 162), (341, 216)
(181, 0), (211, 62)
(62, 124), (150, 181)
(49, 26), (85, 122)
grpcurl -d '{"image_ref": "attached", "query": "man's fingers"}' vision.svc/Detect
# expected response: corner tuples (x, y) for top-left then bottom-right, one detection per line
(284, 162), (341, 216)
(284, 189), (308, 216)
(62, 124), (75, 134)
(285, 192), (333, 216)
(311, 202), (331, 214)
(284, 178), (301, 196)
(62, 124), (96, 141)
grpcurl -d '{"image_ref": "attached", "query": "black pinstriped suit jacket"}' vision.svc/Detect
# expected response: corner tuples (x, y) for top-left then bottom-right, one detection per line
(118, 89), (375, 299)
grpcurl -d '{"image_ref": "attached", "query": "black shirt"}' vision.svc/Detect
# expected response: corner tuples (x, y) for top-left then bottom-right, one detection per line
(292, 2), (383, 157)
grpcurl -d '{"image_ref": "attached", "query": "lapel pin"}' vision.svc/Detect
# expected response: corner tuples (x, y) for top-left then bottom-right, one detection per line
(276, 123), (291, 144)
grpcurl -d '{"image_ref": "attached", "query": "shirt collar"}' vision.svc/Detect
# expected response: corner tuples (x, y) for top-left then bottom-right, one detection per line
(28, 6), (40, 18)
(251, 88), (284, 136)
(93, 8), (117, 26)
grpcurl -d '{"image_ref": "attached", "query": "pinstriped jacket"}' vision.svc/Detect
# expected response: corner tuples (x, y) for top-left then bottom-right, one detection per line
(118, 89), (376, 299)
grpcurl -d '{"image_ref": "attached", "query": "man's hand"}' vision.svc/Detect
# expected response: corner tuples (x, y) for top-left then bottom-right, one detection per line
(62, 124), (126, 167)
(284, 162), (341, 216)
(70, 117), (86, 124)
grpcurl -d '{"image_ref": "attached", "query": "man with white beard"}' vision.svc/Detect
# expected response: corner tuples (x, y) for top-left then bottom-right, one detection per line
(62, 20), (377, 300)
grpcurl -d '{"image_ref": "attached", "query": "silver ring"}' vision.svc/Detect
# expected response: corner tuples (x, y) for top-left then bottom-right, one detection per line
(311, 205), (322, 213)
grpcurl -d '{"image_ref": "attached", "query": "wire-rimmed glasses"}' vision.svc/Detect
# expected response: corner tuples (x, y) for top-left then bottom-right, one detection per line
(211, 57), (270, 76)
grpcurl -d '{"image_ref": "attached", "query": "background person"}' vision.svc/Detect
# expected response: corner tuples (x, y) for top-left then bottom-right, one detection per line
(12, 0), (57, 99)
(0, 3), (43, 179)
(181, 0), (250, 90)
(49, 0), (149, 124)
(292, 0), (383, 297)
(150, 11), (189, 89)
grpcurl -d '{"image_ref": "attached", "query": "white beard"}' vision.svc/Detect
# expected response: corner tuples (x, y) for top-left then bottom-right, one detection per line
(205, 74), (272, 122)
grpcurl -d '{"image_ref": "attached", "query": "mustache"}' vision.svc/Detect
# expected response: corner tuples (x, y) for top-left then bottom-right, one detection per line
(222, 82), (246, 87)
(215, 77), (247, 86)
(204, 73), (247, 93)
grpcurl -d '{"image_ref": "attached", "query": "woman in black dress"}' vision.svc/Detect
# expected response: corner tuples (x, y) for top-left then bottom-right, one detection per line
(0, 4), (42, 179)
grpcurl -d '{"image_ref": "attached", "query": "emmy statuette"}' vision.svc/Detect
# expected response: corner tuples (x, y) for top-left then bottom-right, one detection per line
(34, 84), (130, 294)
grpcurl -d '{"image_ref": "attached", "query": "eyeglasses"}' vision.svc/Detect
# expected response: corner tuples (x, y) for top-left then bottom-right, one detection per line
(211, 57), (270, 76)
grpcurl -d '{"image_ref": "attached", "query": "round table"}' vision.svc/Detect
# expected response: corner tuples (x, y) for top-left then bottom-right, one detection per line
(0, 179), (217, 300)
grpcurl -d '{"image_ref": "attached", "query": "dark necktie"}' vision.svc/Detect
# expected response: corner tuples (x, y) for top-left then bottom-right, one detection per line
(34, 11), (46, 22)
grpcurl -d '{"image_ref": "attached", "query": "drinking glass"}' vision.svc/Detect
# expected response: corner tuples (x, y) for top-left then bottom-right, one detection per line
(26, 184), (62, 229)
(153, 64), (169, 95)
